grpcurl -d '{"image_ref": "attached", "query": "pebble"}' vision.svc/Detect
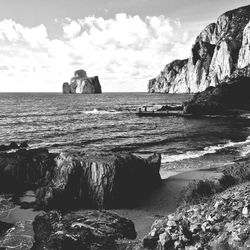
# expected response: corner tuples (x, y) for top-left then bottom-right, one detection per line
(243, 207), (248, 216)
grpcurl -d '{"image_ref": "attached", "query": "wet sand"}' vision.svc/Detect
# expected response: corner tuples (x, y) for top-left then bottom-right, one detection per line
(0, 167), (223, 240)
(112, 167), (222, 239)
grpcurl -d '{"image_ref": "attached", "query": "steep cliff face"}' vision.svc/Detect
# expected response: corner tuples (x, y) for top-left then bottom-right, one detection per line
(148, 5), (250, 93)
(62, 69), (102, 94)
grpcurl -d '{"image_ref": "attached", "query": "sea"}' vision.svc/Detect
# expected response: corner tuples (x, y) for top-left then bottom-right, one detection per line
(1, 92), (250, 171)
(1, 92), (250, 246)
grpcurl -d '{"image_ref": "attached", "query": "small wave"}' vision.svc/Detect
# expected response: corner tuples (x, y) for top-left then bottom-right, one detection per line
(162, 136), (250, 163)
(83, 109), (121, 114)
(240, 113), (250, 119)
(240, 144), (250, 157)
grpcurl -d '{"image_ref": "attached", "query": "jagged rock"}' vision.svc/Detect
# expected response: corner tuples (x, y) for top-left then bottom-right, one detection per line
(0, 221), (34, 250)
(0, 148), (56, 192)
(0, 142), (19, 152)
(0, 221), (13, 236)
(238, 21), (250, 68)
(0, 147), (161, 210)
(157, 105), (183, 112)
(183, 77), (250, 115)
(149, 5), (250, 93)
(148, 59), (189, 93)
(0, 142), (29, 152)
(63, 69), (102, 94)
(144, 182), (250, 250)
(31, 210), (136, 250)
(62, 82), (70, 94)
(35, 152), (161, 210)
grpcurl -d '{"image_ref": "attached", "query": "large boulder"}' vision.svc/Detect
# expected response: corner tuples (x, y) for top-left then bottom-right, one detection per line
(62, 82), (70, 94)
(0, 147), (161, 210)
(0, 148), (56, 192)
(63, 69), (102, 94)
(149, 5), (250, 93)
(183, 77), (250, 115)
(35, 152), (161, 210)
(32, 210), (136, 250)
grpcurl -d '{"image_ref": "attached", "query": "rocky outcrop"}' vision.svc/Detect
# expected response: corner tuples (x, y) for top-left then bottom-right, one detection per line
(0, 221), (34, 250)
(149, 5), (250, 93)
(143, 182), (250, 250)
(62, 69), (102, 94)
(0, 147), (161, 210)
(0, 142), (28, 152)
(183, 76), (250, 115)
(0, 148), (56, 192)
(148, 59), (189, 93)
(36, 152), (161, 210)
(32, 210), (136, 250)
(238, 21), (250, 68)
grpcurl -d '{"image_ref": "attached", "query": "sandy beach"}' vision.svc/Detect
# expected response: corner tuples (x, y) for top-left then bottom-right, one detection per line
(112, 166), (223, 239)
(0, 166), (224, 240)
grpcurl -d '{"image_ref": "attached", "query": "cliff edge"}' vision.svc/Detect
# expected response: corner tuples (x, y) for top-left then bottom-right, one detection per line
(148, 5), (250, 93)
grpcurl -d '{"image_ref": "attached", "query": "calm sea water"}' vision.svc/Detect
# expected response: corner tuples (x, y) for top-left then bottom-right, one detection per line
(1, 92), (250, 169)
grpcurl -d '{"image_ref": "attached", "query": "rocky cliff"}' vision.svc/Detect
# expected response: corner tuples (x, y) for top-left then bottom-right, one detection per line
(183, 76), (250, 115)
(148, 5), (250, 93)
(63, 69), (102, 94)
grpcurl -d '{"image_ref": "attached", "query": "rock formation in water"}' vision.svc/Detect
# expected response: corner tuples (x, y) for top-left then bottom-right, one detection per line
(32, 210), (136, 250)
(36, 152), (161, 209)
(148, 5), (250, 93)
(183, 76), (250, 115)
(62, 69), (102, 94)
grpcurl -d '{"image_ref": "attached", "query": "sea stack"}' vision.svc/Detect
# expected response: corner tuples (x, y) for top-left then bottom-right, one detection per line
(148, 5), (250, 93)
(62, 69), (102, 94)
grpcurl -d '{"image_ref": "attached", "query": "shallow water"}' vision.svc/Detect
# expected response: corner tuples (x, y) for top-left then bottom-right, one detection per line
(1, 92), (250, 169)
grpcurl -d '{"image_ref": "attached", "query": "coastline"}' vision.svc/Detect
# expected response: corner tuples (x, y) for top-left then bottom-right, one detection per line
(112, 165), (223, 239)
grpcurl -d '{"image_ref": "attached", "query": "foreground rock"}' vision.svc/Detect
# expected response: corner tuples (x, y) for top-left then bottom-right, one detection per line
(143, 181), (250, 250)
(183, 76), (250, 115)
(63, 69), (102, 94)
(0, 221), (34, 250)
(36, 152), (161, 210)
(32, 210), (136, 250)
(149, 5), (250, 93)
(0, 147), (161, 210)
(0, 148), (55, 192)
(0, 141), (28, 152)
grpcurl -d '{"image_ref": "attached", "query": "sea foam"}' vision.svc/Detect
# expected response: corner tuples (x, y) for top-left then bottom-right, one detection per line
(83, 109), (121, 114)
(162, 136), (250, 163)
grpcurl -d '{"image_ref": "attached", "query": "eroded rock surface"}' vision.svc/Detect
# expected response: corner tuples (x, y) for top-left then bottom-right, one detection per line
(143, 182), (250, 250)
(62, 69), (102, 94)
(183, 76), (250, 115)
(0, 148), (56, 192)
(32, 210), (136, 250)
(149, 5), (250, 93)
(36, 152), (161, 210)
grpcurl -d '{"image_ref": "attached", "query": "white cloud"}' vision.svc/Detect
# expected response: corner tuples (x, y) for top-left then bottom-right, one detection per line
(0, 14), (194, 92)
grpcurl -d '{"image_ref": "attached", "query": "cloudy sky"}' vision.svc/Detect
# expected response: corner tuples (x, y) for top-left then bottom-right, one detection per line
(0, 0), (249, 92)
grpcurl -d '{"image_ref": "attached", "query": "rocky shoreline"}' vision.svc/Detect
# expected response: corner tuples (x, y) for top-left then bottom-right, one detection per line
(0, 143), (161, 249)
(0, 142), (250, 249)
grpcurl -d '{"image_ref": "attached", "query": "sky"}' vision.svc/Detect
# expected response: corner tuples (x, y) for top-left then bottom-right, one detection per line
(0, 0), (249, 92)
